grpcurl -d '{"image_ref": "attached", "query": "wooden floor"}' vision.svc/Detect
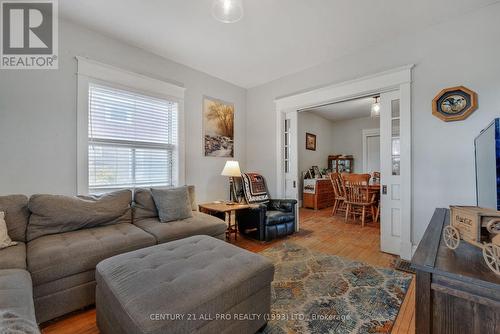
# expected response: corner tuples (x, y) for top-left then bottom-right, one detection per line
(41, 207), (415, 334)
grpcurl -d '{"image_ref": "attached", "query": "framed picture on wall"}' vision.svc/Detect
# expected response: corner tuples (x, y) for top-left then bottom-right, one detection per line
(203, 96), (234, 157)
(306, 133), (316, 151)
(432, 86), (478, 122)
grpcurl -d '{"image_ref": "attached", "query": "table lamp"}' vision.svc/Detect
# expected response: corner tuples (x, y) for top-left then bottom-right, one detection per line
(221, 160), (241, 204)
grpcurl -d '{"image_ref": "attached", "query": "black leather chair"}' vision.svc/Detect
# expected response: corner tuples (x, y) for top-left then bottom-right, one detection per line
(236, 199), (297, 242)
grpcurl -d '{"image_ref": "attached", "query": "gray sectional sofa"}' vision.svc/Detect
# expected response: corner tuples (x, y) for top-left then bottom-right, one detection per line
(0, 188), (227, 327)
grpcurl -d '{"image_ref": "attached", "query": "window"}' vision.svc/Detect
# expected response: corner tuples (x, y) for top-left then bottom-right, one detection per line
(87, 84), (178, 193)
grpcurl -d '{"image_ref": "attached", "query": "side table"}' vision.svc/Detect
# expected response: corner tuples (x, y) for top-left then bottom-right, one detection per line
(198, 202), (250, 241)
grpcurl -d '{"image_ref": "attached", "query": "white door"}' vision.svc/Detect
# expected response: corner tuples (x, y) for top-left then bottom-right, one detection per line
(283, 111), (299, 229)
(380, 91), (402, 255)
(284, 111), (299, 199)
(366, 136), (380, 173)
(363, 129), (381, 174)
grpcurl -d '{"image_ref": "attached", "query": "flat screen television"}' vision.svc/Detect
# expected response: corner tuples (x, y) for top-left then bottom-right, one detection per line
(475, 118), (500, 210)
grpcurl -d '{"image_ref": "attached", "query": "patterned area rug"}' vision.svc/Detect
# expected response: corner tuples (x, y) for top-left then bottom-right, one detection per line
(261, 243), (412, 334)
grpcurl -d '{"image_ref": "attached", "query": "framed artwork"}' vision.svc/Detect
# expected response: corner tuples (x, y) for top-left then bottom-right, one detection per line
(306, 133), (316, 151)
(203, 96), (234, 157)
(432, 86), (478, 122)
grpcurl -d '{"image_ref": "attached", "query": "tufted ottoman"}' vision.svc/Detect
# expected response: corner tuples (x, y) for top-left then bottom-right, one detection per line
(95, 235), (274, 334)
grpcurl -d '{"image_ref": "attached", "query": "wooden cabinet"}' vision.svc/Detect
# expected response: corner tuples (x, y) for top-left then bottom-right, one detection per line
(303, 179), (334, 210)
(328, 155), (354, 173)
(412, 208), (500, 334)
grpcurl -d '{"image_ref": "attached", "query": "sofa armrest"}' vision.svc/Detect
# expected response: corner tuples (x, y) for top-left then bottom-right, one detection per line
(267, 199), (297, 213)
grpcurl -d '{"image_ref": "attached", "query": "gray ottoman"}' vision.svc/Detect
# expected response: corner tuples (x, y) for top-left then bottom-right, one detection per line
(95, 235), (274, 334)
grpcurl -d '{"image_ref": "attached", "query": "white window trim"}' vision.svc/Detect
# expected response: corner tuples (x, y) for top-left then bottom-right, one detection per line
(76, 56), (186, 195)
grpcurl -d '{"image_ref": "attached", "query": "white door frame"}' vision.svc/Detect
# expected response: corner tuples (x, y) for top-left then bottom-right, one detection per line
(362, 128), (381, 173)
(274, 65), (414, 260)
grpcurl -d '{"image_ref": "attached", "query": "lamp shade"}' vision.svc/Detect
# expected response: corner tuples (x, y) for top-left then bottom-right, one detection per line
(221, 161), (241, 177)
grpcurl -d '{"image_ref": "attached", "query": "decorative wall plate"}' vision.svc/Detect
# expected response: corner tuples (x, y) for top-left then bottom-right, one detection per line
(432, 86), (478, 122)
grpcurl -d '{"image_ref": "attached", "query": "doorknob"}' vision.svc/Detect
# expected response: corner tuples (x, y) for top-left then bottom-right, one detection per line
(382, 185), (387, 195)
(293, 181), (296, 188)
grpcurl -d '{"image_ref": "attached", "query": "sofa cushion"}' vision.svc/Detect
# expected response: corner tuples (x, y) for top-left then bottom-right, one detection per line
(265, 210), (295, 225)
(27, 190), (133, 242)
(33, 270), (95, 299)
(95, 235), (274, 334)
(134, 211), (227, 244)
(151, 186), (193, 223)
(133, 188), (159, 220)
(0, 269), (38, 332)
(0, 195), (29, 242)
(0, 242), (26, 270)
(134, 186), (197, 221)
(27, 223), (156, 286)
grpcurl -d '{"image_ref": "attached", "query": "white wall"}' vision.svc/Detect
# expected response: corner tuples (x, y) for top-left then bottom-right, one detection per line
(297, 112), (379, 199)
(298, 111), (332, 174)
(245, 3), (500, 246)
(330, 116), (380, 174)
(0, 20), (246, 202)
(297, 111), (333, 200)
(298, 112), (379, 175)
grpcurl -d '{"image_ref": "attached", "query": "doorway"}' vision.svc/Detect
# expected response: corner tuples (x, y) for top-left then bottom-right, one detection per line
(275, 66), (413, 260)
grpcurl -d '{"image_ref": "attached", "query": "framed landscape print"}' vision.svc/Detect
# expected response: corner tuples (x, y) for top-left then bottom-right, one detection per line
(203, 97), (235, 157)
(432, 86), (478, 122)
(306, 133), (316, 151)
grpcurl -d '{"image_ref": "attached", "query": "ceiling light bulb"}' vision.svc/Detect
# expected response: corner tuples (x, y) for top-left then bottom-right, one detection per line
(371, 97), (381, 118)
(223, 0), (232, 14)
(212, 0), (244, 23)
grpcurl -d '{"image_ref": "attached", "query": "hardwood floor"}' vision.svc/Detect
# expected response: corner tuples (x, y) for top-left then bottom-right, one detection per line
(41, 207), (415, 334)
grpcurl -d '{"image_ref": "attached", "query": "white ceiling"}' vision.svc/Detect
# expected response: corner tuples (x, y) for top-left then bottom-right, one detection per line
(303, 96), (374, 122)
(59, 0), (497, 88)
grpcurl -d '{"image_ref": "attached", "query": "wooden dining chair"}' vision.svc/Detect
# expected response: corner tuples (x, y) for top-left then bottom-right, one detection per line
(343, 173), (371, 185)
(329, 172), (346, 216)
(343, 174), (376, 227)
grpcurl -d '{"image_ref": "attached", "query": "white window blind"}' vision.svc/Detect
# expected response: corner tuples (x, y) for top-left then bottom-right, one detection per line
(88, 83), (178, 192)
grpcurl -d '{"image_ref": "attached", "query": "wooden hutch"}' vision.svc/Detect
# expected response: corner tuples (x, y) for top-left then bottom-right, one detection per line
(328, 155), (354, 173)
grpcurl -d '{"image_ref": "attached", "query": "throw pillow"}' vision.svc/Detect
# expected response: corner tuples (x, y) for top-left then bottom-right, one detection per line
(0, 212), (18, 249)
(151, 186), (193, 223)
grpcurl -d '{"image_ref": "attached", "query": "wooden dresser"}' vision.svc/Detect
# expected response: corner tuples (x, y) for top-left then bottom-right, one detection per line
(303, 178), (334, 210)
(411, 208), (500, 334)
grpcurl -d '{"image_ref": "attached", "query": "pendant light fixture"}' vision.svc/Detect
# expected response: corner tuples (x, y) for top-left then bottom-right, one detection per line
(371, 96), (381, 118)
(212, 0), (244, 23)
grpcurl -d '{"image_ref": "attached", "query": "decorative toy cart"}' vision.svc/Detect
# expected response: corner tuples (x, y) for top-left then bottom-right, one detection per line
(443, 206), (500, 275)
